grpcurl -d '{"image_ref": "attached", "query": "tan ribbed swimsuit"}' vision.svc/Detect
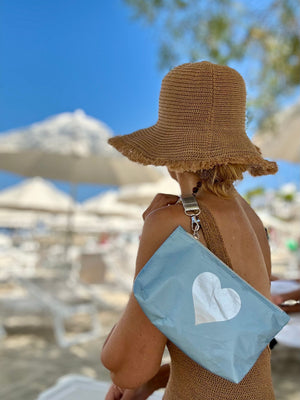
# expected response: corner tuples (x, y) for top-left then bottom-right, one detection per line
(163, 204), (275, 400)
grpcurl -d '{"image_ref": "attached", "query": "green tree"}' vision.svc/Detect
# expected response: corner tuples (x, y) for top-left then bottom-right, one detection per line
(244, 186), (265, 203)
(123, 0), (300, 129)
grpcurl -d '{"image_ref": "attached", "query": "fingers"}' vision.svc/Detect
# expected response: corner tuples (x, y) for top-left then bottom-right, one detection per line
(104, 385), (115, 400)
(142, 193), (180, 220)
(271, 295), (283, 305)
(148, 193), (180, 210)
(270, 275), (279, 281)
(105, 384), (124, 400)
(120, 389), (135, 399)
(120, 387), (150, 400)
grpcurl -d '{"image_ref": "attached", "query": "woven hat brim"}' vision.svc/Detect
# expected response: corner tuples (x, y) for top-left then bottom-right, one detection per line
(108, 125), (278, 177)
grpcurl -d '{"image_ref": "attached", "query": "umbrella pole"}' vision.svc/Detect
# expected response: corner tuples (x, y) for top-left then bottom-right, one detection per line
(64, 182), (77, 264)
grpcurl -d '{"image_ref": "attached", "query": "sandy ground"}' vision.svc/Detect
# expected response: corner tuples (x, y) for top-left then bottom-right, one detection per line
(0, 307), (299, 400)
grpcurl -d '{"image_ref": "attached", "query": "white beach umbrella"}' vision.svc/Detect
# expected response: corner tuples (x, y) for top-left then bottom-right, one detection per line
(0, 110), (161, 185)
(0, 209), (48, 229)
(118, 176), (180, 206)
(48, 212), (103, 233)
(253, 100), (300, 163)
(50, 213), (143, 234)
(0, 177), (76, 213)
(81, 190), (143, 218)
(0, 111), (161, 250)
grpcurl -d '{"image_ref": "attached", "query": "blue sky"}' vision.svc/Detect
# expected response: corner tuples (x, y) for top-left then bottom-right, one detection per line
(0, 0), (299, 200)
(0, 0), (163, 133)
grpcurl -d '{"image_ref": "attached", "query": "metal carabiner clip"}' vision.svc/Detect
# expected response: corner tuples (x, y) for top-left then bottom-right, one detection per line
(191, 215), (201, 239)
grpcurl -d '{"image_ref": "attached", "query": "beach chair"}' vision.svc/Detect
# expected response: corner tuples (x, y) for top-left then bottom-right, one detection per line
(70, 233), (138, 294)
(1, 246), (126, 348)
(271, 280), (300, 348)
(93, 238), (137, 293)
(15, 276), (102, 348)
(275, 313), (300, 348)
(67, 256), (126, 312)
(37, 374), (164, 400)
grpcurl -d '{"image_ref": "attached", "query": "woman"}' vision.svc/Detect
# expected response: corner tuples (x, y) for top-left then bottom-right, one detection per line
(101, 61), (278, 399)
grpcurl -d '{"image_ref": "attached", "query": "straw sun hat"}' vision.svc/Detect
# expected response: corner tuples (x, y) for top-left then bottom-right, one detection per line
(108, 61), (277, 176)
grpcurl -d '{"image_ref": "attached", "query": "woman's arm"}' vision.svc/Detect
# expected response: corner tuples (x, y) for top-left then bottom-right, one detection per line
(146, 364), (170, 391)
(101, 204), (179, 389)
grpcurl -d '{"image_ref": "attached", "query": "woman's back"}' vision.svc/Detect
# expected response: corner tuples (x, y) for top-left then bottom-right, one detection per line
(170, 191), (271, 296)
(162, 192), (275, 400)
(165, 342), (273, 400)
(200, 192), (271, 296)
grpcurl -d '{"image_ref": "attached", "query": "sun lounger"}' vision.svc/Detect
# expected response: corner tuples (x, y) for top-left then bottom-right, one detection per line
(275, 313), (300, 348)
(15, 276), (102, 348)
(271, 280), (300, 348)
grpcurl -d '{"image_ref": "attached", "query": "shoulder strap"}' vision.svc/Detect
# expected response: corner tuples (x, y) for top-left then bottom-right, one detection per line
(180, 195), (233, 269)
(196, 202), (233, 269)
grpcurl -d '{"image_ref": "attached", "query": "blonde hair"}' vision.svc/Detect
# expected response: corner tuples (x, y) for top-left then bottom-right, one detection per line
(196, 164), (247, 199)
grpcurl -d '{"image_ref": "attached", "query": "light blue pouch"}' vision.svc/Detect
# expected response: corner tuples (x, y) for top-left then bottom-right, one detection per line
(133, 225), (290, 383)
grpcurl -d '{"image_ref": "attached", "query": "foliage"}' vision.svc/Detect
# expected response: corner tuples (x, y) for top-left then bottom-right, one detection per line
(244, 186), (265, 202)
(277, 192), (295, 203)
(123, 0), (300, 128)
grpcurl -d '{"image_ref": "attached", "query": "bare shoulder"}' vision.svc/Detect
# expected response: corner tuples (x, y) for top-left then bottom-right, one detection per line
(237, 194), (266, 230)
(142, 203), (188, 245)
(237, 193), (270, 250)
(135, 204), (184, 276)
(145, 203), (184, 227)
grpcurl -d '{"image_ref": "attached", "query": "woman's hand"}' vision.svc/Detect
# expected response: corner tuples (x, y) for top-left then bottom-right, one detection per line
(104, 364), (170, 399)
(271, 294), (284, 306)
(143, 193), (179, 221)
(105, 384), (124, 400)
(105, 383), (153, 400)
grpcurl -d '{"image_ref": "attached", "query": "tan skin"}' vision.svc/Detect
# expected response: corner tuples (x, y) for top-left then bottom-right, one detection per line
(101, 169), (272, 399)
